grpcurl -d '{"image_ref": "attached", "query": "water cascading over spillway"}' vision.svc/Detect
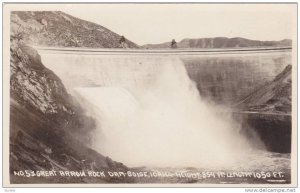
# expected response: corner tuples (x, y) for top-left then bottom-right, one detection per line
(39, 51), (259, 168)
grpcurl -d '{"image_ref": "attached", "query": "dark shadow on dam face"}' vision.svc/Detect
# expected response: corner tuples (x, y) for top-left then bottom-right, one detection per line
(183, 52), (291, 105)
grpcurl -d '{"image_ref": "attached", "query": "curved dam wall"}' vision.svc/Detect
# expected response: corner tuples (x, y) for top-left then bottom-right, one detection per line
(38, 48), (291, 105)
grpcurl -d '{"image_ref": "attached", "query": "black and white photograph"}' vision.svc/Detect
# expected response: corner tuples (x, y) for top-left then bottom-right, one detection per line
(2, 3), (298, 188)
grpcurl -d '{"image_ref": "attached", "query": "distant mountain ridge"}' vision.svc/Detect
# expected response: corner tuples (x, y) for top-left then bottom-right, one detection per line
(142, 37), (292, 49)
(11, 11), (139, 48)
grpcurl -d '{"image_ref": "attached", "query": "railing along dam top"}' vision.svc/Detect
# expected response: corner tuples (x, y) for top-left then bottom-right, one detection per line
(34, 46), (292, 55)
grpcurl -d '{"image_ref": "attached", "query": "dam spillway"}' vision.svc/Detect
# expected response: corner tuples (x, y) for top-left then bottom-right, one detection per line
(36, 47), (292, 169)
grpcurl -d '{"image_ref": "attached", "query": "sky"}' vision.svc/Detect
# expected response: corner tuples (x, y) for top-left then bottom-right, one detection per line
(8, 4), (297, 45)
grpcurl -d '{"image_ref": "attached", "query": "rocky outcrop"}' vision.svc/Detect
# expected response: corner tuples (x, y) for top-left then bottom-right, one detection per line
(142, 37), (292, 49)
(10, 39), (131, 183)
(235, 65), (292, 114)
(11, 11), (139, 48)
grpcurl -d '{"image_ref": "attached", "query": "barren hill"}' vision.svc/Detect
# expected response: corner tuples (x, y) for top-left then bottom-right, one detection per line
(11, 11), (139, 48)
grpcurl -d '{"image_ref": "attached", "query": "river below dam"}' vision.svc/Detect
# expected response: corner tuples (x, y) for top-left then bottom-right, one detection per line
(37, 48), (292, 184)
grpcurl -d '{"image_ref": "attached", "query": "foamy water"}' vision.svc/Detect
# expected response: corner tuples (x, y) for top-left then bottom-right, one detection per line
(39, 51), (290, 172)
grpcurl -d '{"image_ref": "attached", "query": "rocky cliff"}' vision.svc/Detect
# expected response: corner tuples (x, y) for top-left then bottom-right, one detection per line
(142, 37), (292, 49)
(10, 39), (132, 183)
(11, 11), (139, 48)
(235, 65), (292, 114)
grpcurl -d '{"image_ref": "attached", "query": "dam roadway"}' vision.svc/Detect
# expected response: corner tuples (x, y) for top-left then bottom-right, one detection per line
(34, 46), (292, 55)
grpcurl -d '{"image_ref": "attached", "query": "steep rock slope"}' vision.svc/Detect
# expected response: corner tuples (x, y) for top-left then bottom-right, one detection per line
(11, 11), (139, 48)
(10, 39), (131, 183)
(235, 65), (292, 114)
(142, 37), (291, 49)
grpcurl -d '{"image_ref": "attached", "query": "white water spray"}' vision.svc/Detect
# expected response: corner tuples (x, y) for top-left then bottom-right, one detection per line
(40, 53), (258, 168)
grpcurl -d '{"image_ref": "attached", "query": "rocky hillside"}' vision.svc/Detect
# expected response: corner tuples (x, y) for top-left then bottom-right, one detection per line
(11, 11), (139, 48)
(142, 37), (292, 49)
(235, 65), (292, 114)
(10, 39), (132, 183)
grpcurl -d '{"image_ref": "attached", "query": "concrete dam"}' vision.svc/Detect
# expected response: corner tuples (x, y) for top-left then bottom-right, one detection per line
(37, 47), (291, 104)
(37, 47), (292, 170)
